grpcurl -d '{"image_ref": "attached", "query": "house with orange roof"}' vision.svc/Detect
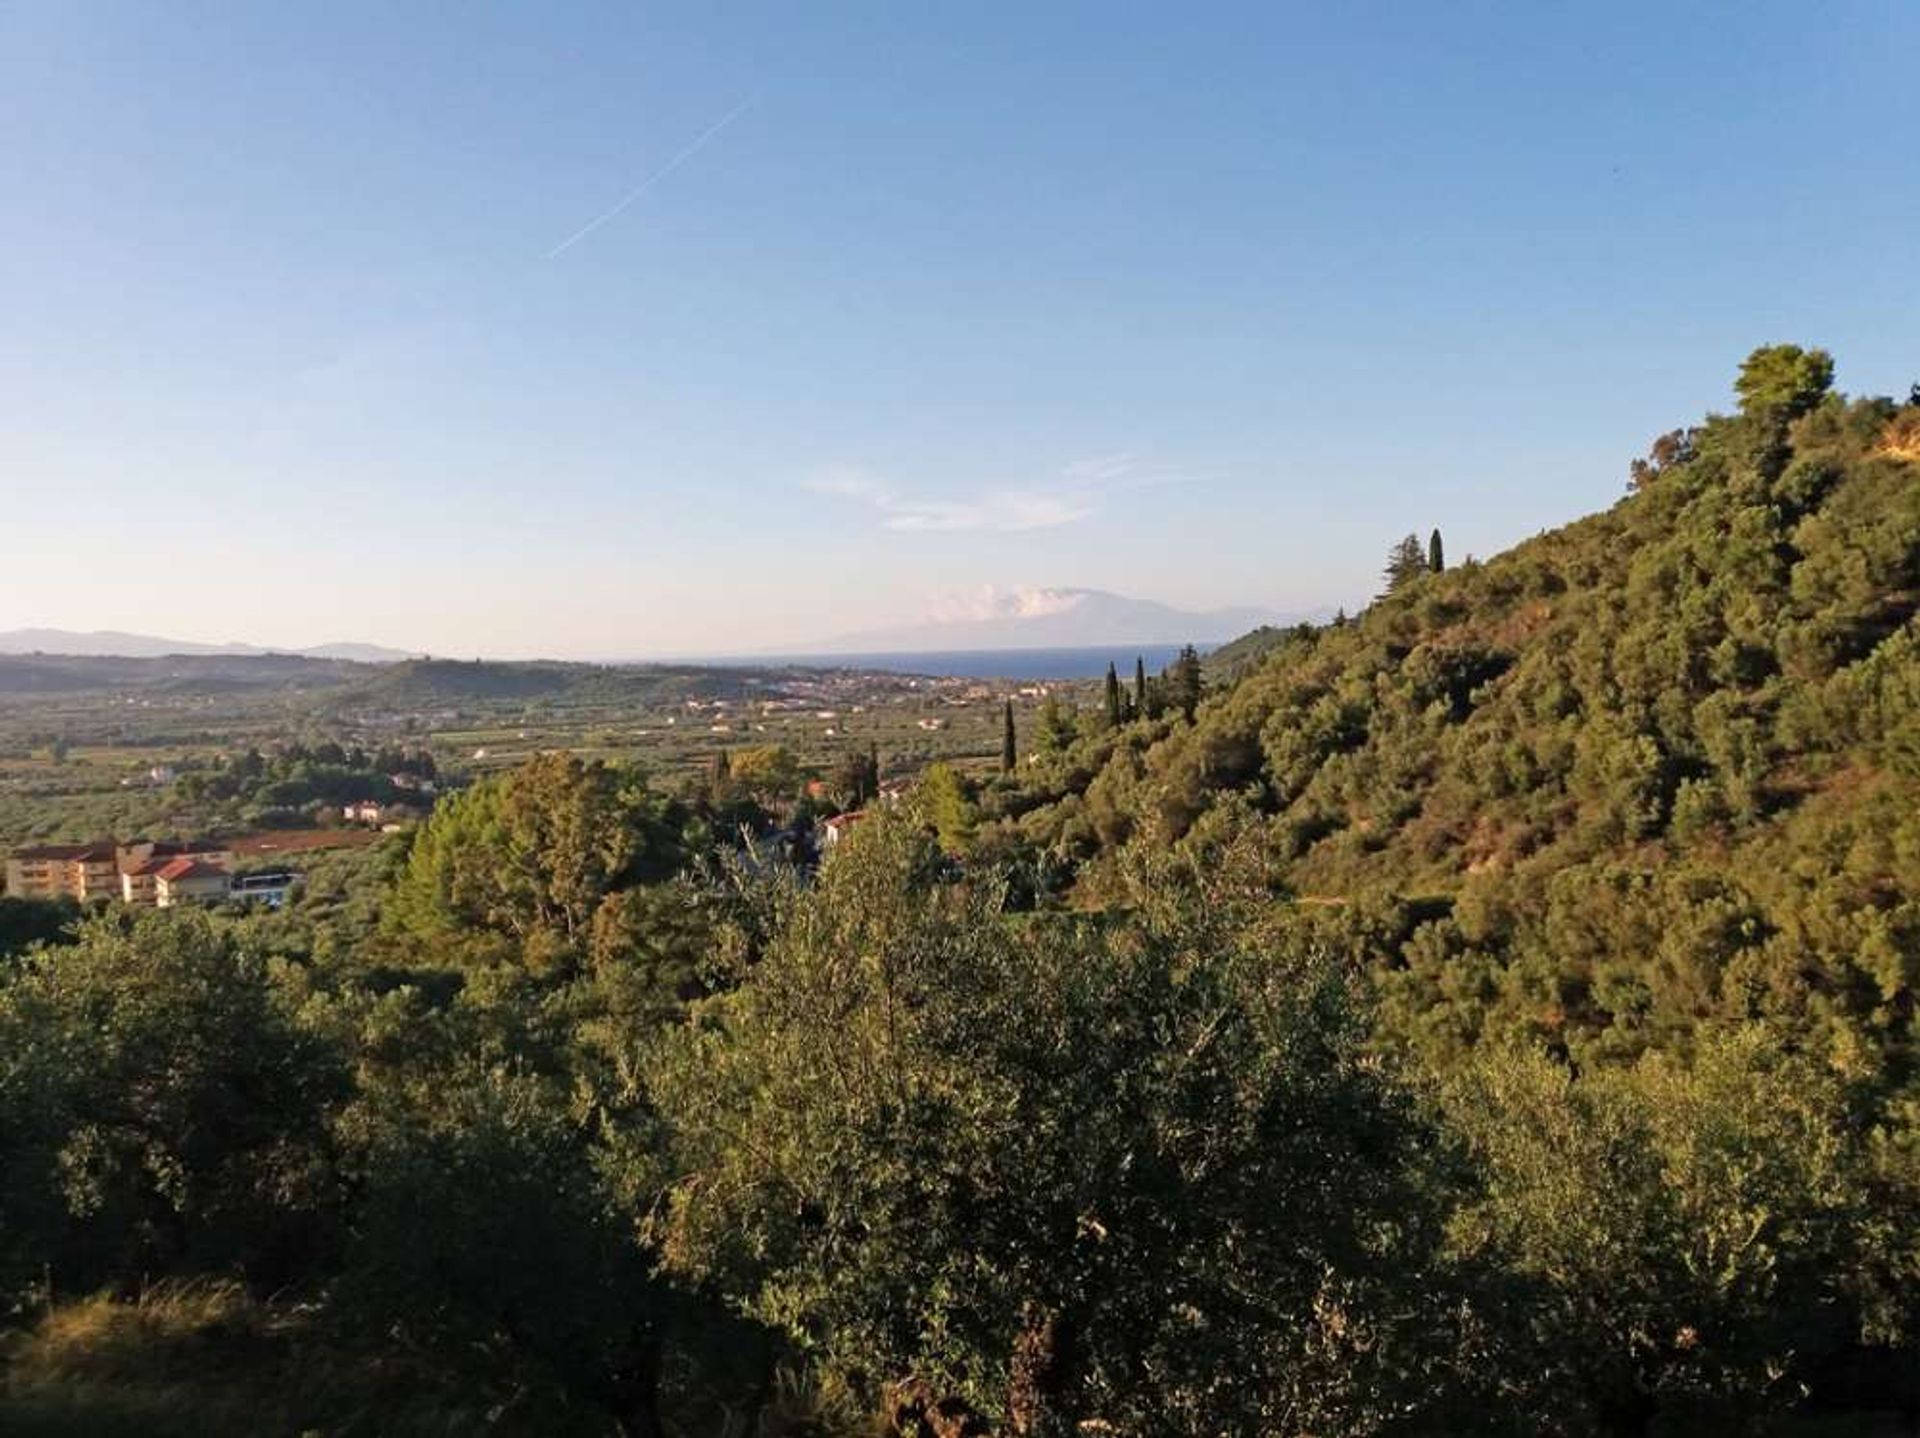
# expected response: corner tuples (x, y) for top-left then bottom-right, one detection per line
(151, 856), (232, 908)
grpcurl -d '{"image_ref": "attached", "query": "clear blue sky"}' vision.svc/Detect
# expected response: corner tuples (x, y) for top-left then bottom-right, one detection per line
(3, 1), (1916, 657)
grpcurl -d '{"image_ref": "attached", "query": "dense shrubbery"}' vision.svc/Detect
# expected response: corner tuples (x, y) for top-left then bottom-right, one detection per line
(173, 740), (439, 824)
(1, 349), (1917, 1434)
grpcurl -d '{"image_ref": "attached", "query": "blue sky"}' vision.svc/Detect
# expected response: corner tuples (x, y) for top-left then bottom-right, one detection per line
(2, 1), (1916, 657)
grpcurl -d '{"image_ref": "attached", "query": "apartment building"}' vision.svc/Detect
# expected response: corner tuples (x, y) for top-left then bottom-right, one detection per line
(6, 839), (235, 904)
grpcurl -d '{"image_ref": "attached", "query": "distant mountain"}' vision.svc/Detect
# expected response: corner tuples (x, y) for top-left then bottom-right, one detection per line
(297, 641), (419, 663)
(0, 629), (417, 663)
(801, 588), (1328, 654)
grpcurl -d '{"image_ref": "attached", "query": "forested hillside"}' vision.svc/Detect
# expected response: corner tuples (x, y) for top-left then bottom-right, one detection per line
(1, 348), (1916, 1437)
(996, 346), (1919, 1071)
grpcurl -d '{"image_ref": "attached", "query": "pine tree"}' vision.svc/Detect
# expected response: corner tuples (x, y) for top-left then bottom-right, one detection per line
(1104, 662), (1123, 728)
(1428, 527), (1445, 575)
(1001, 700), (1017, 773)
(1384, 533), (1427, 592)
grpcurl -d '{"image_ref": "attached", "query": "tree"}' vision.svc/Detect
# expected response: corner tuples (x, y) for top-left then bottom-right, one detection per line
(725, 744), (801, 802)
(1628, 427), (1701, 490)
(1384, 533), (1428, 592)
(917, 762), (977, 853)
(1103, 662), (1123, 728)
(1002, 699), (1017, 773)
(648, 825), (1473, 1433)
(1734, 343), (1834, 425)
(339, 1065), (671, 1436)
(1441, 1030), (1898, 1430)
(1133, 656), (1148, 718)
(832, 747), (879, 808)
(1428, 527), (1445, 574)
(0, 911), (348, 1301)
(0, 896), (78, 963)
(386, 752), (686, 969)
(1167, 644), (1204, 721)
(1035, 696), (1079, 754)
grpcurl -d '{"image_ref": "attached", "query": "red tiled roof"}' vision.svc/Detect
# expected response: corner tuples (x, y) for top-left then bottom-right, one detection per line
(156, 857), (225, 882)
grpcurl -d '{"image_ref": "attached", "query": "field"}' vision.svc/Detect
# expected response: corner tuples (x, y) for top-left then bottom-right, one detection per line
(0, 653), (1091, 853)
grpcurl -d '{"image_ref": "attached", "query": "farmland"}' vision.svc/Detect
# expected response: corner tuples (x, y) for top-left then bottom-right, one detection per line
(0, 653), (1090, 851)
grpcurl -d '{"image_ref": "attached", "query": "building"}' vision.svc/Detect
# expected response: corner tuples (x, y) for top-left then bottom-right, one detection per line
(152, 857), (231, 908)
(5, 842), (119, 901)
(120, 858), (165, 905)
(6, 838), (232, 904)
(120, 841), (235, 906)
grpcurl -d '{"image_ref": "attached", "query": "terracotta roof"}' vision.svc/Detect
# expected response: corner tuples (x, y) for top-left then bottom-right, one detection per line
(156, 857), (226, 882)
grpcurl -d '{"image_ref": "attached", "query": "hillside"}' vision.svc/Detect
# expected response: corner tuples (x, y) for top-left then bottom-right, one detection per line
(4, 348), (1918, 1438)
(0, 653), (367, 696)
(1003, 348), (1920, 1067)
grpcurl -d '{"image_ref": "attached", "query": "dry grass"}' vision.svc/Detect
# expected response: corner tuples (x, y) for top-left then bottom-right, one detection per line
(1, 1284), (879, 1438)
(0, 1281), (530, 1437)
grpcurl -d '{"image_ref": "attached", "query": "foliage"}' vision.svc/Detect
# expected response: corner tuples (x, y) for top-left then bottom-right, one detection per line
(650, 820), (1481, 1433)
(0, 912), (348, 1305)
(1443, 1030), (1919, 1428)
(1384, 532), (1429, 592)
(385, 751), (688, 971)
(2, 346), (1917, 1434)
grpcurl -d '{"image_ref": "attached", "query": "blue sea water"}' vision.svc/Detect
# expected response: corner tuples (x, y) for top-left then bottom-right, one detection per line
(716, 645), (1201, 680)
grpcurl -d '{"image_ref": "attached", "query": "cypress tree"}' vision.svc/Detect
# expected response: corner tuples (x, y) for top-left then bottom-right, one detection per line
(1170, 644), (1204, 721)
(1001, 699), (1017, 773)
(1104, 662), (1123, 727)
(1429, 527), (1445, 574)
(1134, 656), (1148, 716)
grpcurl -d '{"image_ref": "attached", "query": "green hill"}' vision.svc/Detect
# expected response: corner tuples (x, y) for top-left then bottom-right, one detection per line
(1007, 347), (1920, 1067)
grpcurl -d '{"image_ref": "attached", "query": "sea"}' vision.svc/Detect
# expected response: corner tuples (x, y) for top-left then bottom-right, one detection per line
(709, 645), (1202, 681)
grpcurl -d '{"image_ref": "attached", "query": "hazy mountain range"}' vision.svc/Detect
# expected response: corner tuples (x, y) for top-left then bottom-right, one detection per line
(0, 629), (415, 663)
(1, 589), (1319, 666)
(799, 587), (1326, 654)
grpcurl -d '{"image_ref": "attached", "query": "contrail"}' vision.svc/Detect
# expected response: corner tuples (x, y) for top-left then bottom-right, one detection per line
(545, 93), (757, 259)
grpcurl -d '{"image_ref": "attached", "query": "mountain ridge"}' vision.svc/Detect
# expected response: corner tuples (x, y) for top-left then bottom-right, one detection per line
(0, 629), (417, 662)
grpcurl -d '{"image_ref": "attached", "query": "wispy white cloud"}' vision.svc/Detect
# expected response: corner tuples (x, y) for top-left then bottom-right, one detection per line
(803, 453), (1177, 534)
(923, 584), (1090, 622)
